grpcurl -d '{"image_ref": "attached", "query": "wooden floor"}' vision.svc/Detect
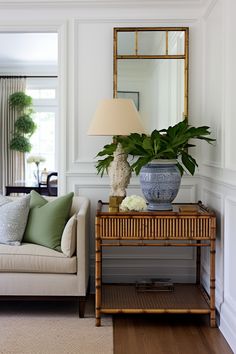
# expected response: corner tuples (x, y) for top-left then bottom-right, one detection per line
(113, 314), (233, 354)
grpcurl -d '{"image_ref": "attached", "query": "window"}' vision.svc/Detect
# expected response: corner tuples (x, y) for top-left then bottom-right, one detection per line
(25, 78), (58, 183)
(26, 88), (56, 100)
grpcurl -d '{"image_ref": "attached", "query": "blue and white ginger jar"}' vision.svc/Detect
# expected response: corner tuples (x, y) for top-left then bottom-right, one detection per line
(140, 159), (181, 211)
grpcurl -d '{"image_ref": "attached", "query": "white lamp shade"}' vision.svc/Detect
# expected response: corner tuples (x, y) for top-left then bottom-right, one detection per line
(87, 98), (146, 136)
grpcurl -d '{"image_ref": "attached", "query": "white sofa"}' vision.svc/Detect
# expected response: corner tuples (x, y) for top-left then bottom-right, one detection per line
(0, 195), (90, 317)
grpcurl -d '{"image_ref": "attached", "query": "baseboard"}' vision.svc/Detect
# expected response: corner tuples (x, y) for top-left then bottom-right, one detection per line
(219, 302), (236, 353)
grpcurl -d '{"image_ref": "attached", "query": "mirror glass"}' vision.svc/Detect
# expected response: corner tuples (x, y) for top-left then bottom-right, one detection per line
(138, 31), (166, 55)
(114, 28), (189, 132)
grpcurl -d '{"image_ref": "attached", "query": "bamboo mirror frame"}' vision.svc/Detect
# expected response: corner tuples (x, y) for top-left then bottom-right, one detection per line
(113, 27), (189, 132)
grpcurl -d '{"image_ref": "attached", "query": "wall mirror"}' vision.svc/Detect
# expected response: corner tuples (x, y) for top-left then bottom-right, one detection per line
(113, 27), (189, 132)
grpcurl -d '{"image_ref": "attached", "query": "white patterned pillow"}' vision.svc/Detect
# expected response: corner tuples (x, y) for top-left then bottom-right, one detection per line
(0, 195), (30, 245)
(0, 195), (11, 207)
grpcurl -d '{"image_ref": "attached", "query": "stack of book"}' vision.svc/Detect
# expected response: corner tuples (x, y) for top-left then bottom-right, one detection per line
(136, 278), (174, 292)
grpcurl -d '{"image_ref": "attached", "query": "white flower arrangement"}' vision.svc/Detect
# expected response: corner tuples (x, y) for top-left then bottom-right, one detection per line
(120, 195), (147, 211)
(27, 155), (46, 185)
(27, 155), (46, 165)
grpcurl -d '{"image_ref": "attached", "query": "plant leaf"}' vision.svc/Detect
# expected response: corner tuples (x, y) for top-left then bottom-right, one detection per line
(181, 152), (197, 175)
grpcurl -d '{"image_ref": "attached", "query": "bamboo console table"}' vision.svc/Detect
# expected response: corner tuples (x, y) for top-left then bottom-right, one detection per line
(95, 201), (216, 327)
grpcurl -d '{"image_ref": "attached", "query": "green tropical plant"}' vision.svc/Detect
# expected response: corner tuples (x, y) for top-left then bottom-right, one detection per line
(9, 91), (36, 153)
(96, 119), (215, 177)
(96, 141), (117, 177)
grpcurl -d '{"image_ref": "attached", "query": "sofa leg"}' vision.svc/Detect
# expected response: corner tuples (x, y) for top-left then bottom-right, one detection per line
(78, 296), (86, 318)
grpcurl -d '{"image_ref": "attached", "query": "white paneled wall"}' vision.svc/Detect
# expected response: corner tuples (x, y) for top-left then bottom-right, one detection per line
(66, 18), (202, 292)
(199, 177), (236, 352)
(199, 0), (236, 351)
(199, 185), (224, 309)
(202, 0), (223, 168)
(222, 197), (236, 350)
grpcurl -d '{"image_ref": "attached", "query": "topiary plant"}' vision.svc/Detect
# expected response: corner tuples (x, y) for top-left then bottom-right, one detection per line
(10, 134), (32, 153)
(9, 91), (33, 111)
(9, 91), (36, 153)
(14, 114), (37, 136)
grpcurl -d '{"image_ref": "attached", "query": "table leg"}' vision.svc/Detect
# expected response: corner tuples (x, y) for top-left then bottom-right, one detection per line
(196, 241), (201, 284)
(95, 234), (101, 326)
(210, 238), (216, 327)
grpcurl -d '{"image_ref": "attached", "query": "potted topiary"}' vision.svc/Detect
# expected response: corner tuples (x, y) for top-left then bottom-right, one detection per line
(95, 119), (215, 210)
(9, 91), (36, 153)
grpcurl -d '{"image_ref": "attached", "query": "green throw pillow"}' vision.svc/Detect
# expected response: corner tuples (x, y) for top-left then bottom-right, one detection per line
(23, 191), (74, 251)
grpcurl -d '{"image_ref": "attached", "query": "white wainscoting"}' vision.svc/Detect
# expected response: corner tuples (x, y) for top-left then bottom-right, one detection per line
(199, 185), (224, 311)
(220, 196), (236, 353)
(199, 176), (236, 353)
(200, 0), (236, 351)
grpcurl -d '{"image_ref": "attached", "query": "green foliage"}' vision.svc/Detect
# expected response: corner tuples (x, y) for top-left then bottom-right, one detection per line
(96, 142), (117, 177)
(96, 119), (215, 176)
(10, 135), (32, 153)
(9, 91), (33, 111)
(14, 114), (37, 135)
(9, 91), (36, 153)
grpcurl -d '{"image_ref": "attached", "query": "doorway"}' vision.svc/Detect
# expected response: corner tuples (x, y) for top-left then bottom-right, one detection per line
(0, 30), (61, 193)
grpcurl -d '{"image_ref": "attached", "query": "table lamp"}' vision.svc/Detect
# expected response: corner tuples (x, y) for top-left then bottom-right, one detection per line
(88, 98), (145, 211)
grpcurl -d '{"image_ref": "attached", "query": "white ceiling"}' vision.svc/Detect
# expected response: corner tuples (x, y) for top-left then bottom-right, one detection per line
(0, 33), (58, 66)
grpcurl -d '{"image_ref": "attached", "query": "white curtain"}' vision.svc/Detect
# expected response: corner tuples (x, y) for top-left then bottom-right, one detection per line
(0, 77), (27, 195)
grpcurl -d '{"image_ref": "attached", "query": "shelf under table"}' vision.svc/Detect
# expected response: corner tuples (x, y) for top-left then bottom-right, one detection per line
(101, 284), (210, 314)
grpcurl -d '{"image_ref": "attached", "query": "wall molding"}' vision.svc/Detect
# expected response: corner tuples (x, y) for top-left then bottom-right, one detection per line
(90, 248), (195, 261)
(225, 196), (236, 207)
(203, 0), (218, 20)
(74, 180), (197, 195)
(224, 198), (236, 307)
(68, 169), (199, 180)
(202, 0), (225, 170)
(0, 0), (207, 10)
(0, 20), (65, 30)
(220, 301), (236, 353)
(200, 174), (236, 191)
(201, 264), (223, 311)
(201, 187), (224, 308)
(202, 186), (223, 200)
(72, 19), (80, 164)
(203, 161), (223, 169)
(74, 18), (199, 24)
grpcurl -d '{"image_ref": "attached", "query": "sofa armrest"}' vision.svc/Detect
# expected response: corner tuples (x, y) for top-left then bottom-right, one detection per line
(75, 197), (90, 295)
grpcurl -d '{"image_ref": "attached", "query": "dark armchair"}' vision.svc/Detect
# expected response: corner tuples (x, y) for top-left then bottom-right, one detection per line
(46, 172), (58, 196)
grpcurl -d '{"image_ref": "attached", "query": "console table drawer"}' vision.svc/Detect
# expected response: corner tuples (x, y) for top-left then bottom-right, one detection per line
(98, 216), (214, 240)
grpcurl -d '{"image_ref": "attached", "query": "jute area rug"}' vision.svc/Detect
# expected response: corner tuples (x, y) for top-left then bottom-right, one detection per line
(0, 297), (113, 354)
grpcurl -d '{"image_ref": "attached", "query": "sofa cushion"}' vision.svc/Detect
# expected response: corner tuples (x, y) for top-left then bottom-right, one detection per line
(0, 195), (10, 207)
(0, 195), (30, 246)
(0, 243), (76, 273)
(61, 214), (76, 257)
(23, 191), (74, 251)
